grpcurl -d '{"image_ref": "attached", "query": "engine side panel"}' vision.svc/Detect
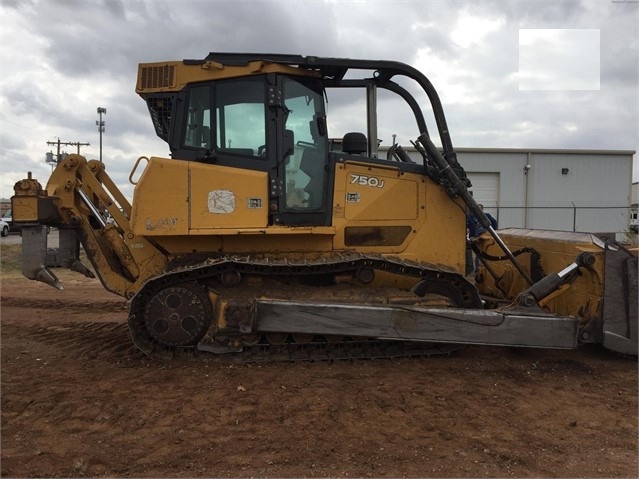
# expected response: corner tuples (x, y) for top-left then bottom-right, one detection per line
(189, 161), (268, 230)
(131, 157), (189, 236)
(332, 161), (467, 273)
(130, 157), (269, 236)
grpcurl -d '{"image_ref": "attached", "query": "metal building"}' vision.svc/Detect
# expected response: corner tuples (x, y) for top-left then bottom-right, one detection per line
(631, 181), (638, 233)
(380, 146), (635, 238)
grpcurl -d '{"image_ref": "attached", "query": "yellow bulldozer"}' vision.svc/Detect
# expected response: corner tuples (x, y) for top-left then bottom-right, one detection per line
(11, 53), (637, 357)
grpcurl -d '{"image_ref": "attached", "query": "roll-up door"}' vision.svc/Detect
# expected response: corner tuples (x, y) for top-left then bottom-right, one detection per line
(466, 172), (499, 218)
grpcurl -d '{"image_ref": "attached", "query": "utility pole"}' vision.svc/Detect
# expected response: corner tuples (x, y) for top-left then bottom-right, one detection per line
(97, 107), (106, 163)
(46, 138), (90, 164)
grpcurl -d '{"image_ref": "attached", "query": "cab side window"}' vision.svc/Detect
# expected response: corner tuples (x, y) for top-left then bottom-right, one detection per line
(216, 77), (266, 157)
(184, 86), (211, 149)
(183, 77), (266, 158)
(282, 79), (327, 210)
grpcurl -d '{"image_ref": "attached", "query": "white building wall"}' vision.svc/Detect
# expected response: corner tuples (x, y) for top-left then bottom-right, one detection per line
(381, 147), (634, 234)
(525, 151), (632, 233)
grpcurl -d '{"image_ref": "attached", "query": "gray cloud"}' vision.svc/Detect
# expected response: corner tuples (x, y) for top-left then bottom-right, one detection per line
(496, 0), (588, 26)
(0, 0), (637, 201)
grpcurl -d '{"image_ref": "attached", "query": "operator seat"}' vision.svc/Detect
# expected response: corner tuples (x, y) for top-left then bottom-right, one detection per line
(200, 126), (210, 149)
(342, 132), (367, 155)
(299, 147), (326, 209)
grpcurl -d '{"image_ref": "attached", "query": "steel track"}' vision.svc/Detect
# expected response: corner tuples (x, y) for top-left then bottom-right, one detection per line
(231, 339), (464, 363)
(128, 252), (479, 359)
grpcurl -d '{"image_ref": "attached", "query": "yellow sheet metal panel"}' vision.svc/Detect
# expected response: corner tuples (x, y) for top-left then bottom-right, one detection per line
(152, 236), (222, 254)
(341, 163), (419, 221)
(10, 196), (39, 222)
(331, 162), (467, 273)
(332, 162), (422, 252)
(136, 60), (319, 94)
(404, 185), (467, 272)
(475, 228), (606, 320)
(189, 162), (268, 230)
(154, 230), (334, 255)
(219, 233), (333, 254)
(130, 157), (189, 236)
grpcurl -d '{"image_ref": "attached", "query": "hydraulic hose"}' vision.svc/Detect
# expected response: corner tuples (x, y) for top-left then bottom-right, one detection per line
(418, 132), (534, 286)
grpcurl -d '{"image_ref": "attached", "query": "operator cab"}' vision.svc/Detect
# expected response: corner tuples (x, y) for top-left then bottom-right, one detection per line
(137, 53), (469, 227)
(146, 73), (330, 226)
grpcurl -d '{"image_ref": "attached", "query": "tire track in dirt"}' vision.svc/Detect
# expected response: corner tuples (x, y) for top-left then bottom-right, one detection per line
(1, 297), (127, 312)
(5, 320), (145, 363)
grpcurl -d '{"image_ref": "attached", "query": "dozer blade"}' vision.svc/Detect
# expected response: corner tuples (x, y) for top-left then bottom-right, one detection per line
(602, 246), (638, 355)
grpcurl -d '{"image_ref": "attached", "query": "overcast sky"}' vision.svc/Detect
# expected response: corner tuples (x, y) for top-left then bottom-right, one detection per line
(1, 0), (637, 202)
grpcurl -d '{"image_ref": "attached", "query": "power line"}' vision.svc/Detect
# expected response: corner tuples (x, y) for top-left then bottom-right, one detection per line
(46, 138), (90, 165)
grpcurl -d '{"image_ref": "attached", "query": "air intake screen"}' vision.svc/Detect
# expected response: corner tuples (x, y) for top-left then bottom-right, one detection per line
(345, 226), (412, 247)
(146, 95), (174, 142)
(140, 65), (175, 89)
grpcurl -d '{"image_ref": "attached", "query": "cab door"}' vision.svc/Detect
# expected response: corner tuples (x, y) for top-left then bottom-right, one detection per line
(174, 74), (332, 228)
(271, 76), (332, 226)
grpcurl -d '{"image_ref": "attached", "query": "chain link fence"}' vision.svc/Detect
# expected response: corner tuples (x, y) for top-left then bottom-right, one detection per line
(491, 205), (636, 242)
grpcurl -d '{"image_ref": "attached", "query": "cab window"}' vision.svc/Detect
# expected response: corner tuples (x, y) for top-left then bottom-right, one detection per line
(282, 78), (327, 210)
(184, 85), (211, 149)
(183, 77), (266, 157)
(216, 77), (266, 156)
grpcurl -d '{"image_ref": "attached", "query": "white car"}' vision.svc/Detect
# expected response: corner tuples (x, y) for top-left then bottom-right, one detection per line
(0, 219), (9, 237)
(2, 209), (17, 233)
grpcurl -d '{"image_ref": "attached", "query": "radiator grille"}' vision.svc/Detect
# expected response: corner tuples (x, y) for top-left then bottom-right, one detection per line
(139, 65), (175, 89)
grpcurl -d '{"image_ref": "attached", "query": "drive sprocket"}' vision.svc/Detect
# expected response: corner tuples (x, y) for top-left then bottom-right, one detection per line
(143, 282), (212, 347)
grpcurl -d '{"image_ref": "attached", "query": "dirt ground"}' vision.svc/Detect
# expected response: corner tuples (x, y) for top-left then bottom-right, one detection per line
(1, 266), (637, 478)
